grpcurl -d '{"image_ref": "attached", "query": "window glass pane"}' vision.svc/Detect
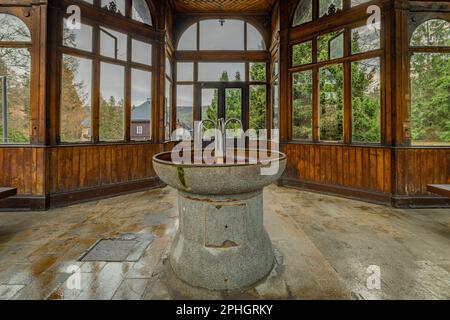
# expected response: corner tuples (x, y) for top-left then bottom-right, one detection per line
(293, 41), (312, 67)
(319, 64), (344, 142)
(177, 62), (194, 82)
(63, 20), (93, 52)
(165, 57), (171, 77)
(225, 88), (242, 135)
(0, 48), (31, 144)
(351, 0), (371, 6)
(200, 19), (244, 51)
(132, 0), (152, 25)
(100, 27), (127, 61)
(101, 0), (126, 15)
(318, 30), (344, 62)
(351, 24), (381, 54)
(178, 23), (197, 51)
(247, 23), (266, 50)
(411, 53), (450, 146)
(249, 85), (267, 134)
(293, 0), (313, 27)
(320, 0), (343, 18)
(352, 58), (381, 143)
(131, 69), (152, 141)
(272, 81), (280, 130)
(165, 79), (172, 140)
(61, 55), (92, 143)
(100, 62), (124, 141)
(0, 14), (31, 42)
(176, 85), (194, 136)
(198, 63), (245, 82)
(250, 63), (266, 82)
(410, 19), (450, 47)
(201, 88), (218, 130)
(132, 39), (152, 66)
(293, 70), (313, 140)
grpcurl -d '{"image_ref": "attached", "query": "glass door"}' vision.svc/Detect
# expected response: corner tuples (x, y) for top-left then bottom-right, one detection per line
(199, 84), (244, 126)
(201, 87), (219, 129)
(225, 88), (242, 126)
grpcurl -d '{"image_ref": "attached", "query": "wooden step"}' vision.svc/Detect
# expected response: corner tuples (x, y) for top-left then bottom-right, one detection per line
(0, 188), (17, 201)
(427, 185), (450, 198)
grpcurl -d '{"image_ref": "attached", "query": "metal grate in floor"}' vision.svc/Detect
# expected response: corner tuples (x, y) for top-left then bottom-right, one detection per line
(79, 233), (154, 262)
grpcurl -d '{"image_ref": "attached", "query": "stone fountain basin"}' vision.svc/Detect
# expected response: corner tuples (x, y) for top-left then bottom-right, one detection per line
(152, 149), (287, 290)
(153, 149), (287, 195)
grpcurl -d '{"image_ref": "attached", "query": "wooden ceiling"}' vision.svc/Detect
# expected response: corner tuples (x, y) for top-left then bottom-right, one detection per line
(171, 0), (276, 14)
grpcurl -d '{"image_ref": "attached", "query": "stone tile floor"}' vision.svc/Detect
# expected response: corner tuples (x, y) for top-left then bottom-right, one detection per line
(0, 186), (448, 300)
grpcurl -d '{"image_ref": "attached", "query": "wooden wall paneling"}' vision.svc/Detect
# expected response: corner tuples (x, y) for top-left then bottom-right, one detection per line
(336, 146), (343, 185)
(439, 149), (448, 187)
(45, 144), (162, 193)
(0, 147), (45, 197)
(63, 147), (71, 191)
(361, 148), (369, 190)
(368, 148), (376, 191)
(355, 147), (363, 188)
(171, 0), (276, 13)
(313, 145), (319, 181)
(348, 147), (355, 187)
(301, 145), (306, 181)
(342, 147), (349, 186)
(376, 148), (384, 193)
(383, 149), (391, 194)
(21, 149), (31, 195)
(330, 145), (337, 185)
(447, 151), (450, 184)
(102, 146), (109, 186)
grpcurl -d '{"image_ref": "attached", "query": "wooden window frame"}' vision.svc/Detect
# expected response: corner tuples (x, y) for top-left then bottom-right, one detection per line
(174, 19), (270, 136)
(165, 48), (173, 141)
(69, 0), (154, 27)
(407, 14), (450, 147)
(176, 20), (267, 53)
(55, 1), (158, 145)
(174, 59), (269, 134)
(291, 0), (377, 28)
(0, 9), (34, 146)
(288, 6), (385, 146)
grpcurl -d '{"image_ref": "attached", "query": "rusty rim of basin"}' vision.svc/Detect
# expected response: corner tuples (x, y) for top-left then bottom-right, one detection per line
(153, 149), (287, 168)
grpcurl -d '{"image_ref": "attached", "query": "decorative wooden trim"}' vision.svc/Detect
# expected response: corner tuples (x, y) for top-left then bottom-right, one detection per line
(174, 51), (269, 62)
(0, 177), (164, 211)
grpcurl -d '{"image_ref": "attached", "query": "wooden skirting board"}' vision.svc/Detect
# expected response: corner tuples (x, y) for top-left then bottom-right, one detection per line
(281, 178), (450, 208)
(2, 177), (449, 211)
(0, 177), (164, 212)
(280, 177), (392, 206)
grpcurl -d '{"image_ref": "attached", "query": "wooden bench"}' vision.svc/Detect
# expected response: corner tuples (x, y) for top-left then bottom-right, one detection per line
(0, 187), (17, 201)
(427, 185), (450, 198)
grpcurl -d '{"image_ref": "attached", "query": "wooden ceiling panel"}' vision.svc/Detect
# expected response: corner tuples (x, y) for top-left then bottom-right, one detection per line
(172, 0), (276, 13)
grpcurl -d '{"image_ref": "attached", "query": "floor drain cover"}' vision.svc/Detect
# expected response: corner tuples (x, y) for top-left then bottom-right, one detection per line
(79, 233), (154, 262)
